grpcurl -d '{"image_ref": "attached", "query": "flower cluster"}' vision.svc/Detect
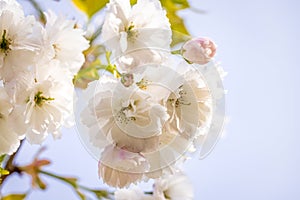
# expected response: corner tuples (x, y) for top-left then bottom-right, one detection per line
(80, 0), (222, 188)
(0, 0), (226, 199)
(0, 0), (89, 155)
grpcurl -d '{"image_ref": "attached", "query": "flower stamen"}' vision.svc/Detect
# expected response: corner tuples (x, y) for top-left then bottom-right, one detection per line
(125, 22), (139, 43)
(116, 102), (138, 124)
(136, 79), (149, 90)
(34, 91), (55, 107)
(168, 86), (191, 108)
(0, 30), (12, 55)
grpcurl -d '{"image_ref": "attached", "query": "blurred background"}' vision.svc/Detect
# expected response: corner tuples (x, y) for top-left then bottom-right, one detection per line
(2, 0), (299, 199)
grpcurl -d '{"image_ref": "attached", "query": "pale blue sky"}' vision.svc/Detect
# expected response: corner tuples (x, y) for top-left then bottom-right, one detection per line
(3, 0), (300, 199)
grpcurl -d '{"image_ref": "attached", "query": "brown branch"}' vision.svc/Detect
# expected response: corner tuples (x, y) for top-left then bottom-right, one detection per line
(0, 140), (24, 187)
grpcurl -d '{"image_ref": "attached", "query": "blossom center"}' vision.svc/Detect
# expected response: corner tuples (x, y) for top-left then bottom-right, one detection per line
(125, 22), (139, 42)
(52, 44), (61, 58)
(168, 85), (191, 108)
(116, 101), (137, 124)
(0, 30), (12, 55)
(34, 91), (55, 107)
(164, 192), (171, 199)
(136, 79), (149, 90)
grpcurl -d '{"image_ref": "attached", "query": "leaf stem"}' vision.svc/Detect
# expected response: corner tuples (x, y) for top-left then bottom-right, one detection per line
(171, 49), (182, 54)
(189, 7), (207, 14)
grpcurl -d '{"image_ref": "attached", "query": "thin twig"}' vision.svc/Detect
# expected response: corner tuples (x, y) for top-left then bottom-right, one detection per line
(27, 0), (46, 24)
(0, 140), (24, 188)
(189, 7), (207, 14)
(89, 25), (103, 45)
(39, 170), (113, 198)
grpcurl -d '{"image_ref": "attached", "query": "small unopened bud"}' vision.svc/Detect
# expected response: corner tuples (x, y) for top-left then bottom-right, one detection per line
(182, 37), (216, 65)
(121, 73), (134, 87)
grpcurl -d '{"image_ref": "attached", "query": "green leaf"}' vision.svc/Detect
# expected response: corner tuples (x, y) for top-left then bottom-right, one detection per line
(168, 0), (190, 9)
(160, 0), (191, 45)
(130, 0), (137, 5)
(0, 154), (6, 164)
(73, 60), (101, 88)
(77, 60), (101, 80)
(167, 11), (189, 35)
(0, 168), (9, 176)
(168, 13), (189, 45)
(72, 0), (109, 18)
(2, 194), (26, 200)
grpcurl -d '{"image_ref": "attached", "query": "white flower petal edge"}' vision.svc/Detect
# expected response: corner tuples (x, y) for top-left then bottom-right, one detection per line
(99, 145), (150, 188)
(0, 10), (40, 81)
(43, 11), (89, 76)
(115, 186), (154, 200)
(101, 0), (171, 71)
(153, 172), (194, 200)
(0, 87), (24, 155)
(0, 0), (24, 18)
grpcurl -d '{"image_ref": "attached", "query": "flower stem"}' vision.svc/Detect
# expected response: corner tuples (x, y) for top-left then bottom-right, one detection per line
(171, 49), (182, 55)
(189, 7), (207, 14)
(39, 170), (113, 199)
(144, 191), (153, 195)
(39, 170), (73, 185)
(96, 64), (121, 78)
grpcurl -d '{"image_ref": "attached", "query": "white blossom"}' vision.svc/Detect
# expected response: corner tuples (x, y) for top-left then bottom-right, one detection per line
(0, 87), (24, 155)
(101, 0), (171, 71)
(115, 187), (154, 200)
(164, 67), (212, 139)
(43, 11), (89, 76)
(0, 0), (24, 18)
(136, 61), (212, 179)
(81, 75), (169, 154)
(5, 61), (74, 144)
(153, 173), (194, 200)
(0, 10), (40, 81)
(98, 145), (149, 188)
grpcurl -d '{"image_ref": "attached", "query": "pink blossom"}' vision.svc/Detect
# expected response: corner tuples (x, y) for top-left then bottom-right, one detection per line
(98, 145), (150, 188)
(182, 37), (216, 64)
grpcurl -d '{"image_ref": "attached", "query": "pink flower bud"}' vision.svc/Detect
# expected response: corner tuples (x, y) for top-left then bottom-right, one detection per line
(121, 73), (134, 87)
(182, 37), (217, 64)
